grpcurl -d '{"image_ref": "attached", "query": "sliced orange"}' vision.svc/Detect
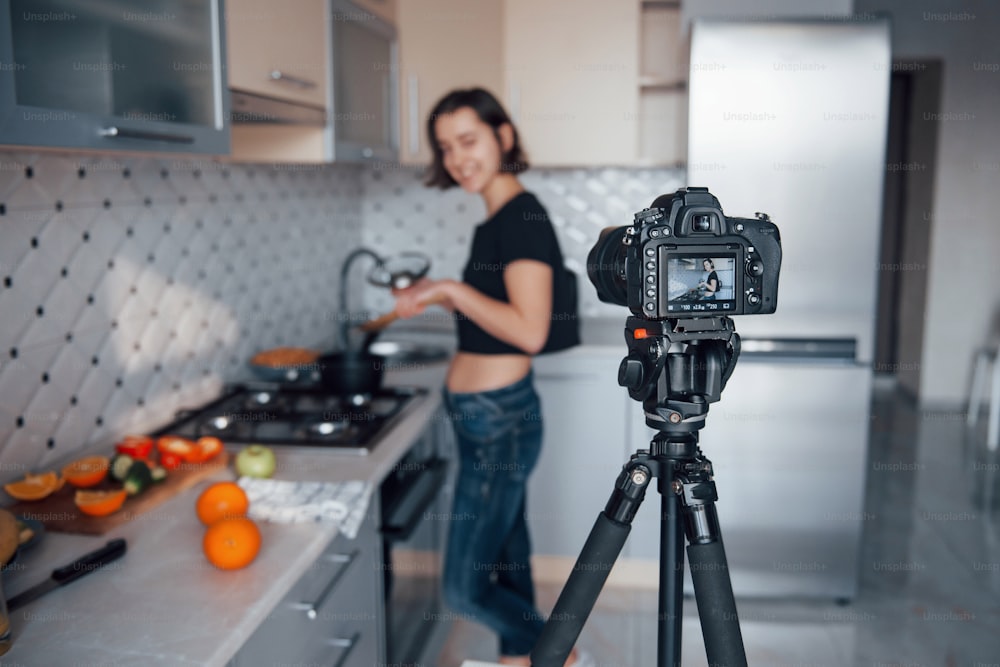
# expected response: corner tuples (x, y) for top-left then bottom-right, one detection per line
(62, 455), (110, 488)
(74, 489), (128, 517)
(4, 471), (64, 501)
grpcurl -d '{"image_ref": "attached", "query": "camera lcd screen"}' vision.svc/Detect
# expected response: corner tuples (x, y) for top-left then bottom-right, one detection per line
(663, 254), (737, 313)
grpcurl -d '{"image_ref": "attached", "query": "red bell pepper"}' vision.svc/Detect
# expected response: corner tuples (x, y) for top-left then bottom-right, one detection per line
(115, 435), (154, 460)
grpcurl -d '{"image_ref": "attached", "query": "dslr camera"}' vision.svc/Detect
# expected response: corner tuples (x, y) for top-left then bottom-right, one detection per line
(588, 187), (781, 319)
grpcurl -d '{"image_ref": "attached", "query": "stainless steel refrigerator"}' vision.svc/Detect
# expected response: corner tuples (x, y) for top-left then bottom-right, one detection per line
(625, 19), (891, 599)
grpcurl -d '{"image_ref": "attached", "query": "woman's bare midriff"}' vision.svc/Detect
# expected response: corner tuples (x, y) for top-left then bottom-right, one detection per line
(446, 351), (532, 393)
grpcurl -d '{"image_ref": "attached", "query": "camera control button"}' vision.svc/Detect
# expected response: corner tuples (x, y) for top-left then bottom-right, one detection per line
(646, 276), (656, 284)
(645, 303), (655, 312)
(747, 293), (761, 305)
(747, 260), (764, 277)
(645, 248), (655, 256)
(735, 223), (745, 233)
(646, 262), (655, 271)
(646, 289), (656, 298)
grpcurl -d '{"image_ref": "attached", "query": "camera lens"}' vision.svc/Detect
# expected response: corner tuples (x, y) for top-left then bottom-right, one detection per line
(587, 226), (629, 307)
(693, 214), (713, 232)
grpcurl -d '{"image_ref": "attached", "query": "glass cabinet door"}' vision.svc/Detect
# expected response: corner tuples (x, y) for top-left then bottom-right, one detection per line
(1, 0), (228, 153)
(329, 0), (397, 161)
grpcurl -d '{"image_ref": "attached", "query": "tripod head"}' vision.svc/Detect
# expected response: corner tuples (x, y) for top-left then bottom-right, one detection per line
(618, 316), (741, 438)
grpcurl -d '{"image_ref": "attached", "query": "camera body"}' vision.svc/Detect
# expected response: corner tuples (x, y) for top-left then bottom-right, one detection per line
(589, 187), (781, 319)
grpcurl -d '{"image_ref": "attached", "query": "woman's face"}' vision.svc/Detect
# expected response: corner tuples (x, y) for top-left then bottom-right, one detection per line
(703, 260), (712, 271)
(433, 107), (506, 194)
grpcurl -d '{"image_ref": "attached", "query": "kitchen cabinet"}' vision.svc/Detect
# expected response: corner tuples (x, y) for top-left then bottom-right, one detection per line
(502, 0), (640, 166)
(396, 0), (504, 165)
(226, 0), (399, 164)
(226, 0), (329, 109)
(225, 0), (328, 162)
(231, 506), (385, 667)
(637, 1), (688, 166)
(528, 350), (632, 557)
(351, 0), (396, 23)
(0, 0), (229, 154)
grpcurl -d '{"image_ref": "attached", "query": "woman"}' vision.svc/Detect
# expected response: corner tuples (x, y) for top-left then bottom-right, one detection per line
(391, 88), (587, 667)
(699, 258), (720, 300)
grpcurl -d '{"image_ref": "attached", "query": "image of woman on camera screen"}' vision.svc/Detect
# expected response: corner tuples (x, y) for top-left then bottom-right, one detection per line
(699, 258), (720, 300)
(390, 88), (585, 667)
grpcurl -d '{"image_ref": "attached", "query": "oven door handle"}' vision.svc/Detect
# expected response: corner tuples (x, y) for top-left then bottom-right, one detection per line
(381, 458), (449, 542)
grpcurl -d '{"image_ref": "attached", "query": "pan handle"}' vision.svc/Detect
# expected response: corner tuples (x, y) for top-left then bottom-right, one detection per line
(356, 295), (448, 333)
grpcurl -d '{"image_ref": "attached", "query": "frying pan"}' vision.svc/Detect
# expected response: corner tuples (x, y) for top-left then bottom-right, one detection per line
(319, 294), (448, 395)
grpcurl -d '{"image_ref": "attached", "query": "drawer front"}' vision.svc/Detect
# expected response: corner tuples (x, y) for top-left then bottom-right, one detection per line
(235, 521), (383, 666)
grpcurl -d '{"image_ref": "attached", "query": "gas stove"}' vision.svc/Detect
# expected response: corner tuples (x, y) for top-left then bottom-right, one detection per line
(154, 384), (427, 454)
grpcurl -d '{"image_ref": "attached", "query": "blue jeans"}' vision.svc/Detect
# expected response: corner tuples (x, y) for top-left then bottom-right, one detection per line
(442, 371), (545, 656)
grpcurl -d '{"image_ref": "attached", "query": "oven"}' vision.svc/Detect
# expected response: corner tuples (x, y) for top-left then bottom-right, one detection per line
(152, 383), (452, 664)
(379, 414), (452, 665)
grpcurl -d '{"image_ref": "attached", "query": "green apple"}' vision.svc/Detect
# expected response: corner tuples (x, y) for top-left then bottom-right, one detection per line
(235, 444), (277, 478)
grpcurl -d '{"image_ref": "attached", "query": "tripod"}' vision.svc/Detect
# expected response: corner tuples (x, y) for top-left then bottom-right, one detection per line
(531, 316), (748, 667)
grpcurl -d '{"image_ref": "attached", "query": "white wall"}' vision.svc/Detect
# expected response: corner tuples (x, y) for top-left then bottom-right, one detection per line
(853, 0), (1000, 405)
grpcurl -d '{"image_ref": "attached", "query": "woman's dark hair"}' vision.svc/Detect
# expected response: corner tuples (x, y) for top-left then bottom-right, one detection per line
(424, 88), (529, 189)
(703, 258), (715, 269)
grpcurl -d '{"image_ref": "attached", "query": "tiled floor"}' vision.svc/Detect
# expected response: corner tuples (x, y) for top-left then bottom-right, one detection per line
(427, 382), (1000, 666)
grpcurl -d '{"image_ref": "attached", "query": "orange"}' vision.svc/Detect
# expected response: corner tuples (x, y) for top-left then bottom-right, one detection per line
(202, 517), (262, 570)
(74, 489), (128, 517)
(195, 482), (250, 526)
(4, 471), (63, 501)
(62, 456), (110, 488)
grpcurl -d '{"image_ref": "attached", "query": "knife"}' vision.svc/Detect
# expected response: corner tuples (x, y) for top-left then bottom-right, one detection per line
(7, 538), (127, 611)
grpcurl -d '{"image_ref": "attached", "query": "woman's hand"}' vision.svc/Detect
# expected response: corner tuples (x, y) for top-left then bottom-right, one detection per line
(391, 278), (456, 319)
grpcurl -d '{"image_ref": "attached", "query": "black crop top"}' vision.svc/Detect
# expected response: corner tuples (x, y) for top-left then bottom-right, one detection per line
(457, 192), (580, 355)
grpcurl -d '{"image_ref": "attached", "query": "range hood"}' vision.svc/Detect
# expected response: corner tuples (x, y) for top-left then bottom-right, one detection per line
(228, 89), (327, 126)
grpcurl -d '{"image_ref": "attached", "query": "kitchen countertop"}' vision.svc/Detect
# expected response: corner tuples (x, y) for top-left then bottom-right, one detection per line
(1, 364), (448, 666)
(0, 317), (628, 664)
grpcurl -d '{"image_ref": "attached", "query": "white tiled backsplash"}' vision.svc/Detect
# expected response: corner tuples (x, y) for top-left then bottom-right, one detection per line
(0, 151), (683, 480)
(0, 152), (365, 477)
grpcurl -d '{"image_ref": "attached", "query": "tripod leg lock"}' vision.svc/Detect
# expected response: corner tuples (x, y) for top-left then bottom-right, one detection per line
(605, 463), (651, 525)
(679, 479), (722, 545)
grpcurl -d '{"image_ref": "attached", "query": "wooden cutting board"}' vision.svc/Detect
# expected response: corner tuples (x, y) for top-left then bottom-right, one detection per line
(7, 452), (231, 535)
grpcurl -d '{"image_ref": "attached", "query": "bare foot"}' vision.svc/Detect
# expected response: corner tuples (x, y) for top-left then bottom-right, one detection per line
(497, 647), (579, 666)
(497, 656), (531, 666)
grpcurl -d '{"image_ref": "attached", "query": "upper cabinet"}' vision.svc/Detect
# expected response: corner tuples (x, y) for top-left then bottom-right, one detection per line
(503, 0), (640, 167)
(226, 0), (329, 110)
(0, 0), (229, 154)
(226, 0), (399, 164)
(398, 0), (685, 168)
(637, 1), (688, 167)
(351, 0), (396, 24)
(396, 0), (503, 165)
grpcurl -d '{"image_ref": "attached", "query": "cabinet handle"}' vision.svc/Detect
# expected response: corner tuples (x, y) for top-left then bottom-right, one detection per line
(407, 75), (419, 156)
(326, 632), (361, 667)
(99, 126), (194, 144)
(290, 550), (358, 619)
(269, 70), (318, 89)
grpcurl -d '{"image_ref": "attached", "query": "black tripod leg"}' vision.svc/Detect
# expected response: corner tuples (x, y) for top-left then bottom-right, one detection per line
(659, 485), (685, 667)
(681, 481), (748, 667)
(530, 464), (650, 667)
(688, 540), (746, 667)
